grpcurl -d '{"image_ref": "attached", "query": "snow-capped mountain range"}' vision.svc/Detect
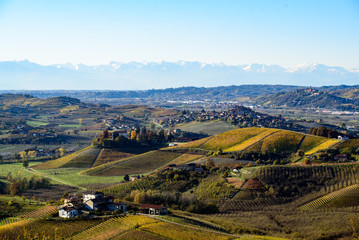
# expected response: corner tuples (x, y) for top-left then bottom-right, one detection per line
(0, 60), (358, 90)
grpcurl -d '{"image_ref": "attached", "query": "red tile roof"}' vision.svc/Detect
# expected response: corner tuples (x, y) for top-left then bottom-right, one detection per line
(139, 204), (166, 210)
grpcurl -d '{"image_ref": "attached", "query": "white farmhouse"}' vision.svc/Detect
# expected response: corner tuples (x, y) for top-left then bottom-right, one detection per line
(83, 191), (104, 202)
(59, 206), (79, 218)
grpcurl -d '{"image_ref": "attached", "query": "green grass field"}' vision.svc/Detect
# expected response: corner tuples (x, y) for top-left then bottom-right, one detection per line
(25, 120), (49, 127)
(58, 124), (83, 128)
(0, 195), (44, 218)
(0, 162), (42, 179)
(36, 168), (124, 188)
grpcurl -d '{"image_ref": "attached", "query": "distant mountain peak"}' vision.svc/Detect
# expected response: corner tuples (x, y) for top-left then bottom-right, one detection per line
(0, 60), (358, 90)
(286, 63), (319, 73)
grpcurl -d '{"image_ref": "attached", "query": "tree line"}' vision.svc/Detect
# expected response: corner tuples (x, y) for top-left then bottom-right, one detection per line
(92, 127), (174, 148)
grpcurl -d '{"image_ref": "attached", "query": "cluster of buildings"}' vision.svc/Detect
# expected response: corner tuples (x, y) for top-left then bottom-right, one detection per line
(59, 191), (126, 218)
(158, 105), (303, 131)
(168, 163), (204, 172)
(58, 190), (168, 218)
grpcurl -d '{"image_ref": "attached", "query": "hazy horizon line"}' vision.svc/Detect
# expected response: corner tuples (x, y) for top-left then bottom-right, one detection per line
(2, 59), (358, 70)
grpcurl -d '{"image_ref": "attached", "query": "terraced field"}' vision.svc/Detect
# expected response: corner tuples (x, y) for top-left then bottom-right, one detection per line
(72, 215), (159, 240)
(179, 127), (338, 155)
(82, 150), (181, 176)
(335, 139), (359, 149)
(304, 139), (340, 155)
(32, 146), (101, 170)
(224, 129), (280, 152)
(71, 214), (234, 240)
(180, 137), (212, 148)
(0, 205), (57, 227)
(300, 184), (359, 210)
(299, 135), (328, 152)
(260, 130), (303, 153)
(200, 127), (268, 151)
(0, 218), (103, 239)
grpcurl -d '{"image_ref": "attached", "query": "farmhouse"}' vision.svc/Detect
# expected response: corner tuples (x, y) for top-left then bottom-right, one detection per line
(83, 191), (104, 202)
(131, 176), (139, 181)
(58, 206), (79, 218)
(338, 135), (349, 140)
(139, 204), (168, 215)
(63, 194), (82, 208)
(107, 202), (127, 212)
(59, 191), (127, 218)
(171, 163), (196, 171)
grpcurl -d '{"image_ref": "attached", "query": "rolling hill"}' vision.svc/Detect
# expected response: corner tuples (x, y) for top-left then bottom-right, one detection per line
(0, 94), (95, 113)
(178, 127), (339, 155)
(255, 88), (359, 110)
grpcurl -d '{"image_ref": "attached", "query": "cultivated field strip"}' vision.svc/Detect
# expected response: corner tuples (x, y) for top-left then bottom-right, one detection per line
(200, 127), (267, 151)
(305, 139), (340, 155)
(32, 146), (95, 169)
(0, 205), (57, 227)
(179, 127), (334, 155)
(71, 215), (159, 240)
(224, 129), (280, 152)
(82, 151), (181, 176)
(91, 148), (135, 167)
(300, 184), (359, 210)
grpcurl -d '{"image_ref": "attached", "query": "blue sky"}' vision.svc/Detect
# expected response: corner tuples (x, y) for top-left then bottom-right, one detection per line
(0, 0), (358, 68)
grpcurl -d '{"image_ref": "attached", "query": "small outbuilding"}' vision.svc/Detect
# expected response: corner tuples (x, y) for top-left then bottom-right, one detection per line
(139, 204), (168, 215)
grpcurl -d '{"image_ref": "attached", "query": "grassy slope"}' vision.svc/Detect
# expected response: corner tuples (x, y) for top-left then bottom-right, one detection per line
(36, 168), (124, 189)
(32, 146), (100, 170)
(166, 154), (204, 166)
(93, 148), (135, 167)
(193, 175), (237, 201)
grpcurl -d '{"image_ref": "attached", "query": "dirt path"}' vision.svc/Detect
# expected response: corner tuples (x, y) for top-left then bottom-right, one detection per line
(229, 179), (248, 200)
(89, 148), (104, 168)
(296, 136), (306, 152)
